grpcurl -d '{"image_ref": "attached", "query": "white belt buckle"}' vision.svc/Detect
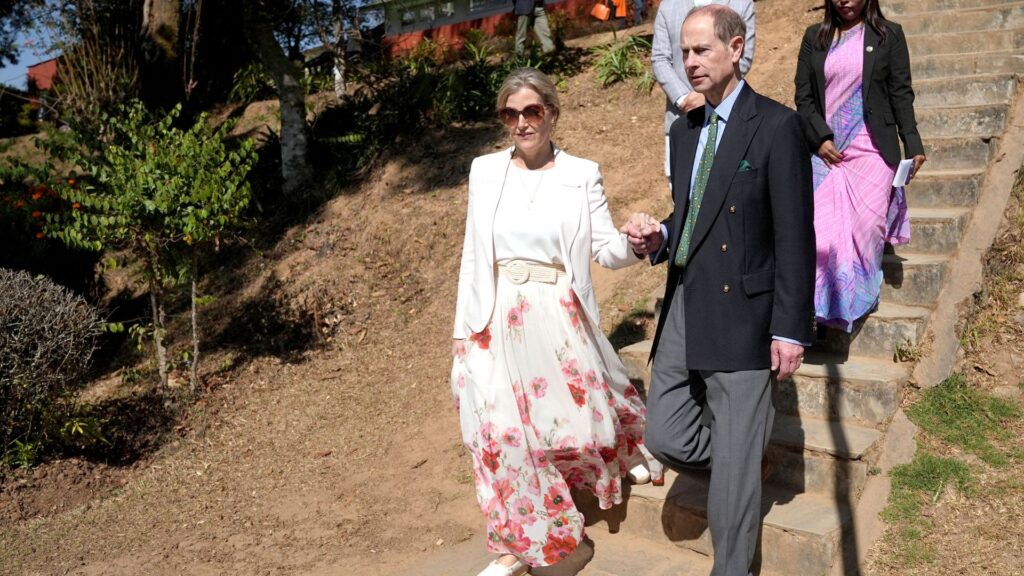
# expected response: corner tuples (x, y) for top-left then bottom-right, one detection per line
(505, 261), (530, 284)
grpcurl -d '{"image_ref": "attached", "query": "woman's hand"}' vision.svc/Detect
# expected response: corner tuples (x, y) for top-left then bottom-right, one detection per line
(909, 154), (927, 180)
(818, 140), (844, 167)
(452, 339), (467, 358)
(621, 213), (664, 257)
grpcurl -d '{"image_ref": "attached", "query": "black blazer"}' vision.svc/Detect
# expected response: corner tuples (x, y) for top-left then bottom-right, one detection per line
(651, 84), (816, 372)
(794, 21), (925, 166)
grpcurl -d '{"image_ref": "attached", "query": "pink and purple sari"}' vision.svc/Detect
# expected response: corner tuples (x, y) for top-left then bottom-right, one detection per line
(812, 23), (910, 333)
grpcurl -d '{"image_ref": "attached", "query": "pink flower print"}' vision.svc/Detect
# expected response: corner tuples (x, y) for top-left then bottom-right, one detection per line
(507, 306), (524, 329)
(623, 383), (640, 399)
(591, 407), (604, 422)
(482, 448), (502, 474)
(510, 496), (536, 525)
(598, 445), (618, 464)
(584, 370), (601, 390)
(559, 292), (583, 329)
(543, 485), (574, 516)
(496, 521), (532, 554)
(492, 477), (515, 501)
(527, 471), (542, 495)
(563, 467), (586, 488)
(511, 381), (534, 428)
(528, 377), (548, 399)
(484, 494), (509, 526)
(529, 449), (550, 469)
(500, 427), (522, 448)
(470, 327), (491, 349)
(560, 358), (582, 381)
(543, 533), (578, 564)
(568, 381), (587, 408)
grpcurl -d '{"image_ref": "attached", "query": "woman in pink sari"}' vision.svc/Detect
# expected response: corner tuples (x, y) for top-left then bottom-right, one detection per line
(795, 0), (926, 332)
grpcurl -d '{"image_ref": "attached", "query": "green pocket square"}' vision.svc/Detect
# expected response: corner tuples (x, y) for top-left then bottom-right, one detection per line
(737, 160), (753, 172)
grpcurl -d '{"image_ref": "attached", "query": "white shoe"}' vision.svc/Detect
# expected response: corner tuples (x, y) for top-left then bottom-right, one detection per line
(477, 558), (529, 576)
(627, 463), (651, 485)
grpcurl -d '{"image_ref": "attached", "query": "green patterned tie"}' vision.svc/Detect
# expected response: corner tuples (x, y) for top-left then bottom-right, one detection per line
(675, 111), (719, 267)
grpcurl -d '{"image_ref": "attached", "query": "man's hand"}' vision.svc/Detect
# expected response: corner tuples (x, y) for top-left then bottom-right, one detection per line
(621, 213), (664, 256)
(679, 91), (705, 113)
(770, 340), (804, 381)
(817, 140), (844, 167)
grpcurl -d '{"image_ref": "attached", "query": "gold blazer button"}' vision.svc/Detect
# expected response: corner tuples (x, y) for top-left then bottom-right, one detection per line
(723, 284), (730, 293)
(729, 205), (737, 213)
(721, 244), (728, 252)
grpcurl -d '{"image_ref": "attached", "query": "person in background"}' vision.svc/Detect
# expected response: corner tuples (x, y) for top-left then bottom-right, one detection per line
(652, 0), (754, 182)
(794, 0), (926, 333)
(633, 0), (647, 26)
(514, 0), (556, 55)
(451, 68), (660, 576)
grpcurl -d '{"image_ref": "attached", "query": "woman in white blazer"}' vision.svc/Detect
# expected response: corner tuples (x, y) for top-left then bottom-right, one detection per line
(450, 68), (660, 576)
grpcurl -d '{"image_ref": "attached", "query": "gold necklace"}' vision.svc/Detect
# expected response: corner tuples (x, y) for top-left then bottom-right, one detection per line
(517, 166), (546, 208)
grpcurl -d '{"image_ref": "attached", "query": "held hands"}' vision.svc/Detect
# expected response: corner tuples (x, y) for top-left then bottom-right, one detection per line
(817, 140), (844, 167)
(452, 339), (467, 358)
(621, 213), (664, 257)
(771, 340), (804, 381)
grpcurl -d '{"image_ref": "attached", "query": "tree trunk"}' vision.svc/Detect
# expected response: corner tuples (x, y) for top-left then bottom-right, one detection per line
(189, 249), (200, 395)
(141, 0), (183, 106)
(148, 273), (169, 396)
(247, 11), (312, 197)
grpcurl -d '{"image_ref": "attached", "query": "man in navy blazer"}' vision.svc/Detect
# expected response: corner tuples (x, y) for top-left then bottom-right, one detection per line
(624, 5), (814, 575)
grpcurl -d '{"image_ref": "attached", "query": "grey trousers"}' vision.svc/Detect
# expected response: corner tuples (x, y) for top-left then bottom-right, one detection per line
(644, 285), (775, 576)
(515, 6), (555, 55)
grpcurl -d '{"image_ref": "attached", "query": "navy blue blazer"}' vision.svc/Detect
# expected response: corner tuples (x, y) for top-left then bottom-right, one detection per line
(651, 84), (816, 371)
(794, 21), (925, 166)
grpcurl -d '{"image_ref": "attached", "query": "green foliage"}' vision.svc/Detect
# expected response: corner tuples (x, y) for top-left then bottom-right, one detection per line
(229, 63), (276, 105)
(0, 268), (103, 465)
(881, 450), (972, 566)
(907, 372), (1021, 467)
(592, 35), (653, 90)
(42, 100), (256, 259)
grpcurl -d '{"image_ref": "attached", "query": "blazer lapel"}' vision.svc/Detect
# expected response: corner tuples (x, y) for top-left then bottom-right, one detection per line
(686, 84), (761, 260)
(862, 24), (878, 102)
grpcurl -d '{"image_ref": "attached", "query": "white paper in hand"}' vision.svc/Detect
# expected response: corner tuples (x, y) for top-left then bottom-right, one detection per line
(892, 159), (915, 187)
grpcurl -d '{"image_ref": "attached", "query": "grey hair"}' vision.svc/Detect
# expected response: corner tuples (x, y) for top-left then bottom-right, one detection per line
(496, 68), (561, 119)
(685, 4), (747, 47)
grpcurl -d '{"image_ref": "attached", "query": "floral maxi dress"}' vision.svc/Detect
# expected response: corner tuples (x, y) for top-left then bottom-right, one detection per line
(451, 165), (649, 568)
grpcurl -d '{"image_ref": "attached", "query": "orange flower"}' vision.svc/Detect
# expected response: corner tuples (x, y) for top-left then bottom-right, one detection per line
(67, 178), (76, 186)
(35, 232), (44, 239)
(31, 210), (42, 218)
(31, 192), (42, 200)
(14, 200), (25, 208)
(71, 202), (81, 210)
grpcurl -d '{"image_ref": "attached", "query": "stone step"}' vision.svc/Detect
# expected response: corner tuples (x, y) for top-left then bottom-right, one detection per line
(899, 1), (1024, 34)
(907, 28), (1024, 56)
(920, 136), (996, 172)
(915, 74), (1017, 108)
(583, 470), (855, 576)
(774, 351), (910, 425)
(911, 49), (1024, 79)
(764, 414), (881, 497)
(887, 0), (1023, 15)
(814, 302), (932, 358)
(881, 251), (950, 306)
(917, 103), (1008, 139)
(910, 168), (985, 208)
(908, 206), (972, 254)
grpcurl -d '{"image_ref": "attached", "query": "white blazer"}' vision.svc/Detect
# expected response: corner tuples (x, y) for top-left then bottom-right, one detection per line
(453, 146), (641, 339)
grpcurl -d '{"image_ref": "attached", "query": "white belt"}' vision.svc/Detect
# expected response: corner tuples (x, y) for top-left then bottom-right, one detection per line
(496, 261), (565, 285)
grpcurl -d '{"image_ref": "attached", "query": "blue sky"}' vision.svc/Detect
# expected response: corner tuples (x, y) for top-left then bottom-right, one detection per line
(0, 28), (56, 90)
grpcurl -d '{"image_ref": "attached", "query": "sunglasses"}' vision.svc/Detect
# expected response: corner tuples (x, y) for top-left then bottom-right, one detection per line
(497, 104), (547, 126)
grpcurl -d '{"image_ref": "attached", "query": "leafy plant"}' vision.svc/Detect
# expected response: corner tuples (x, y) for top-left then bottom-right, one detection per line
(41, 100), (257, 397)
(592, 35), (652, 89)
(229, 62), (276, 104)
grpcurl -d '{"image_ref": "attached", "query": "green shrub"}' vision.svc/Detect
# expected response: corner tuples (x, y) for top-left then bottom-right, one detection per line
(0, 268), (103, 464)
(592, 35), (653, 90)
